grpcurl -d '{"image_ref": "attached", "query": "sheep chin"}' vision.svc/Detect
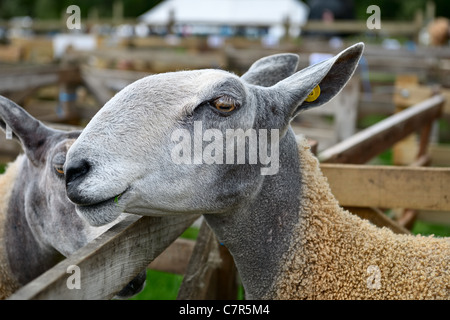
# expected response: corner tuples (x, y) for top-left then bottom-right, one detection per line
(75, 202), (124, 227)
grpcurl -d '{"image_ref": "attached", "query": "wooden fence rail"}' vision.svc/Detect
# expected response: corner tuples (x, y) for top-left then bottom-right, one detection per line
(322, 164), (450, 211)
(318, 94), (445, 164)
(8, 214), (199, 300)
(0, 66), (80, 94)
(302, 19), (422, 38)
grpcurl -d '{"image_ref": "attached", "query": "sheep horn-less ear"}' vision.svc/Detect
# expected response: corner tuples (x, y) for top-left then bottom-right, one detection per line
(0, 95), (55, 165)
(241, 53), (299, 87)
(273, 42), (364, 119)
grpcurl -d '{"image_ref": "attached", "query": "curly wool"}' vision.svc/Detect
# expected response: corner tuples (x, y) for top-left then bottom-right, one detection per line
(0, 156), (22, 299)
(274, 137), (449, 299)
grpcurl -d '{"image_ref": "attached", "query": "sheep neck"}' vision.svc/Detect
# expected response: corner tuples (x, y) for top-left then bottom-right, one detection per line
(204, 129), (302, 299)
(4, 158), (62, 288)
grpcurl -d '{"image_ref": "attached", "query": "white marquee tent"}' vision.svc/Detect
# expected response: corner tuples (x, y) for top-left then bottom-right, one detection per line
(138, 0), (309, 37)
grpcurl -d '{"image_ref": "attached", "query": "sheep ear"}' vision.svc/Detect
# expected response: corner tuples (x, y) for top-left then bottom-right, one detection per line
(0, 95), (54, 165)
(241, 53), (299, 87)
(273, 43), (364, 119)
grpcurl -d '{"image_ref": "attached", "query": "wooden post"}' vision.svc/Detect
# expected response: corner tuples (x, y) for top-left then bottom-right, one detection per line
(58, 66), (82, 123)
(425, 1), (436, 22)
(148, 238), (195, 275)
(177, 220), (238, 300)
(414, 9), (424, 43)
(58, 83), (77, 122)
(333, 75), (360, 142)
(392, 75), (433, 165)
(167, 9), (175, 35)
(113, 1), (124, 25)
(392, 75), (441, 228)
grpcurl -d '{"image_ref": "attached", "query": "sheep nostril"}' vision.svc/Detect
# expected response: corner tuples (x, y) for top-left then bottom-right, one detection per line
(65, 159), (91, 187)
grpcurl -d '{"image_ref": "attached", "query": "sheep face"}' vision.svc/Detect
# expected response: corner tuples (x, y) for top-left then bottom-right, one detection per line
(0, 96), (91, 256)
(17, 134), (92, 256)
(65, 43), (364, 227)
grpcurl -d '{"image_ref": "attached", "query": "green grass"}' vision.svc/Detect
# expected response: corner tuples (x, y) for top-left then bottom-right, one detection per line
(129, 269), (246, 300)
(370, 148), (393, 165)
(128, 270), (184, 300)
(412, 220), (450, 237)
(180, 226), (200, 240)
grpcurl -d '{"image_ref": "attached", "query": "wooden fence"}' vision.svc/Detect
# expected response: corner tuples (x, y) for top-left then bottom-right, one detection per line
(9, 214), (199, 299)
(6, 93), (448, 300)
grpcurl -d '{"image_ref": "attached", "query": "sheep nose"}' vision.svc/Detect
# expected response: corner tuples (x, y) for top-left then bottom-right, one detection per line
(66, 159), (90, 185)
(65, 159), (91, 203)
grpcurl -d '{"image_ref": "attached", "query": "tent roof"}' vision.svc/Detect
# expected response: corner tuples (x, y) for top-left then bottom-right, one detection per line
(139, 0), (309, 27)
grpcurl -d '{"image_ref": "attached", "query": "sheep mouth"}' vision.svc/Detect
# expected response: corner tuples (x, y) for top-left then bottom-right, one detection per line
(76, 188), (129, 208)
(74, 189), (130, 226)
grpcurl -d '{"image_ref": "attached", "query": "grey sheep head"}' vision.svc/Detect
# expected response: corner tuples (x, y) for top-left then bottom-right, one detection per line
(65, 43), (364, 227)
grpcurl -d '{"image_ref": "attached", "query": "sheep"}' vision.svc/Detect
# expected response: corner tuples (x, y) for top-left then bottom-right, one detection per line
(0, 96), (146, 299)
(63, 42), (449, 299)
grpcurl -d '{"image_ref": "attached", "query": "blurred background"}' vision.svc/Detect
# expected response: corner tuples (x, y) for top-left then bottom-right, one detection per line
(1, 0), (450, 299)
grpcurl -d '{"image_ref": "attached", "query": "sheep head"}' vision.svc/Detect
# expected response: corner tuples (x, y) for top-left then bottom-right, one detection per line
(65, 43), (364, 227)
(0, 96), (86, 255)
(0, 96), (146, 298)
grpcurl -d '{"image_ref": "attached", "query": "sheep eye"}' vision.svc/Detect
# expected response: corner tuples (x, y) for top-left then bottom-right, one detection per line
(54, 164), (65, 175)
(52, 151), (66, 177)
(212, 96), (239, 113)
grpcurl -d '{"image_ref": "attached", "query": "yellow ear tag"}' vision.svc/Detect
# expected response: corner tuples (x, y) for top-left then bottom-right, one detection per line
(305, 85), (321, 102)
